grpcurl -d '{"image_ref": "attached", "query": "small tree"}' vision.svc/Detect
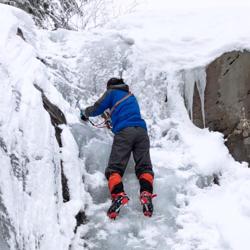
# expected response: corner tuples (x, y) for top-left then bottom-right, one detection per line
(0, 0), (139, 30)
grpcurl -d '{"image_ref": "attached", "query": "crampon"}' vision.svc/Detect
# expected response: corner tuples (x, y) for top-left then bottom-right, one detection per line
(140, 191), (157, 217)
(107, 192), (129, 220)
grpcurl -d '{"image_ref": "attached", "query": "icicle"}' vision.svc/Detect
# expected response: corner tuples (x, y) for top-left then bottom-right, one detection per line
(195, 68), (206, 127)
(183, 67), (207, 127)
(183, 70), (196, 120)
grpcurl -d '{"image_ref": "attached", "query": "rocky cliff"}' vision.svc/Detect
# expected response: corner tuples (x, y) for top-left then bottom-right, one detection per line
(193, 51), (250, 164)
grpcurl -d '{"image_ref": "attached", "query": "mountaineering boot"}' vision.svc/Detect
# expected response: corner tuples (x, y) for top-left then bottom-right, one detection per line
(107, 192), (129, 219)
(140, 191), (157, 217)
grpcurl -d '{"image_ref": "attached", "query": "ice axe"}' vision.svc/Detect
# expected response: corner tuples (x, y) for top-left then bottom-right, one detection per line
(75, 99), (112, 130)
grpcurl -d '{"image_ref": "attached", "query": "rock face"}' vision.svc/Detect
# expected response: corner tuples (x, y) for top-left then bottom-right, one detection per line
(193, 51), (250, 164)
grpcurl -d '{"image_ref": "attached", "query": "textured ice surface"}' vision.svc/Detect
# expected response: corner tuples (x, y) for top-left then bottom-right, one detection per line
(0, 236), (9, 250)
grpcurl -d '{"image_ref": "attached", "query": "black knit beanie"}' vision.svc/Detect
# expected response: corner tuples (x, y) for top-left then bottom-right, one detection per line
(106, 78), (124, 88)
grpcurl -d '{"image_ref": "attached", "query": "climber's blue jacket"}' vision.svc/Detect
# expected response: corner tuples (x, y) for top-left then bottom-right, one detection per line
(84, 84), (147, 134)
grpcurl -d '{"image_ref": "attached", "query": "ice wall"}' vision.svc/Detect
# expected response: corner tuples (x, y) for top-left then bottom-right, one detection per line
(0, 235), (9, 250)
(0, 5), (85, 250)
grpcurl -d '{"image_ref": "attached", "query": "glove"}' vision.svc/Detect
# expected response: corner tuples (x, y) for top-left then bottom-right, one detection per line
(80, 110), (88, 121)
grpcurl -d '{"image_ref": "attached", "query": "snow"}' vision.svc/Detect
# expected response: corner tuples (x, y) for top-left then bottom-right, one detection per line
(111, 0), (250, 74)
(0, 4), (85, 250)
(175, 164), (250, 250)
(0, 1), (250, 250)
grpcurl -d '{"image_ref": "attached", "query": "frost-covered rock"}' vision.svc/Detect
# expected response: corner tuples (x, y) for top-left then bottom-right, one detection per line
(0, 5), (85, 249)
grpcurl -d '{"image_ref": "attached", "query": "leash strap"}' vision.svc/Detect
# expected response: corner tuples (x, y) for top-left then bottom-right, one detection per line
(109, 92), (133, 116)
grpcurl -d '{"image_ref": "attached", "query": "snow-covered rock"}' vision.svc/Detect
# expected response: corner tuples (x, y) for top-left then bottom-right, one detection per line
(0, 4), (85, 249)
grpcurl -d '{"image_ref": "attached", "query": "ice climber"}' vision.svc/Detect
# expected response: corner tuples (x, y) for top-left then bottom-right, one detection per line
(80, 78), (156, 219)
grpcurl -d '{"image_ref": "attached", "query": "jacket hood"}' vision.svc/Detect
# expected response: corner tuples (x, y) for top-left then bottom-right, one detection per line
(107, 84), (129, 92)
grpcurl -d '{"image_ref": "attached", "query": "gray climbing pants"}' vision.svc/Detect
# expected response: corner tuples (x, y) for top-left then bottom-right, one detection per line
(105, 126), (154, 179)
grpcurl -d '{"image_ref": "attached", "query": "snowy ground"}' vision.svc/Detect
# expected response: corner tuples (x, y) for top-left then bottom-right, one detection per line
(1, 1), (250, 249)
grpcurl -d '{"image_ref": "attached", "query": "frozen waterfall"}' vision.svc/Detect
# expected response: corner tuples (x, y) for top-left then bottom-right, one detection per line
(1, 2), (250, 250)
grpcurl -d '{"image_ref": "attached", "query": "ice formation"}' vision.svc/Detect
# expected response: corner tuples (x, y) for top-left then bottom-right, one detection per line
(183, 67), (206, 126)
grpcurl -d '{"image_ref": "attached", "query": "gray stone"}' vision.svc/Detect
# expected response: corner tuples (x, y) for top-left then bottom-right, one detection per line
(193, 50), (250, 164)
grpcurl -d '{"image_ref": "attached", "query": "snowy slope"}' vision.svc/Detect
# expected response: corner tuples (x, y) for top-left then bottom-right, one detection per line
(1, 1), (250, 250)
